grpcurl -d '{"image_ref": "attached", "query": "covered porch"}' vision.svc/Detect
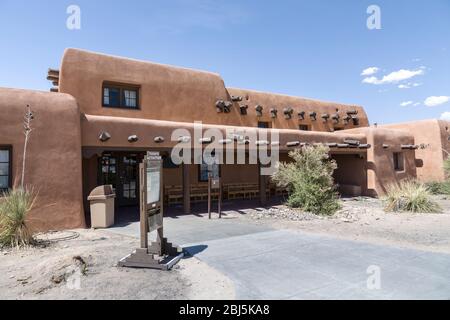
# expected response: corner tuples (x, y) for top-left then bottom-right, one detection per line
(82, 147), (282, 227)
(82, 148), (367, 228)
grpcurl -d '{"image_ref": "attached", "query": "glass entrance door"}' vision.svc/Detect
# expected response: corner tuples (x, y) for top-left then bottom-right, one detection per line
(99, 152), (144, 207)
(119, 155), (139, 207)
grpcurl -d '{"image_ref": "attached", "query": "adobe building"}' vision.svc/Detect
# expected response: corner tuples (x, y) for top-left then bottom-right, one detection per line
(0, 48), (448, 231)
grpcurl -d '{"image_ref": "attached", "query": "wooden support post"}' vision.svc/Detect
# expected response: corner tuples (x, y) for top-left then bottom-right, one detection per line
(182, 163), (191, 214)
(259, 164), (268, 207)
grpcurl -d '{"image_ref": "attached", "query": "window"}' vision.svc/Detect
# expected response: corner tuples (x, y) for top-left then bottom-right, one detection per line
(0, 146), (11, 192)
(103, 87), (120, 107)
(393, 153), (405, 172)
(258, 122), (270, 129)
(103, 83), (139, 109)
(299, 125), (310, 131)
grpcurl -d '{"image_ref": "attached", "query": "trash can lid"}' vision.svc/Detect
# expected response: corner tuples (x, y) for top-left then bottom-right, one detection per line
(88, 185), (116, 201)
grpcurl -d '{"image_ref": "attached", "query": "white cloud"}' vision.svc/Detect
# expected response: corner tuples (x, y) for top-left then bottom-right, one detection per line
(361, 67), (379, 76)
(362, 68), (425, 85)
(400, 101), (414, 107)
(440, 112), (450, 121)
(424, 96), (450, 107)
(398, 83), (422, 89)
(413, 102), (421, 106)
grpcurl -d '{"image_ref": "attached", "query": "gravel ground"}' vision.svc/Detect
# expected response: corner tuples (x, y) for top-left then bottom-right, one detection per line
(235, 196), (450, 254)
(0, 229), (235, 300)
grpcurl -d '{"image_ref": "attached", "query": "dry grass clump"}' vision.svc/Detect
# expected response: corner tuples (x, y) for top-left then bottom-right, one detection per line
(384, 180), (442, 213)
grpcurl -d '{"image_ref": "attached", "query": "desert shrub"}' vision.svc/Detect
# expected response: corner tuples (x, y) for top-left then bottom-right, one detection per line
(383, 180), (442, 213)
(426, 156), (450, 195)
(271, 145), (341, 216)
(444, 157), (450, 179)
(426, 181), (450, 195)
(0, 188), (37, 248)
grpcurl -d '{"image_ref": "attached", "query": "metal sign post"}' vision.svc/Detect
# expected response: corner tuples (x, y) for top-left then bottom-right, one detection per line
(119, 152), (183, 270)
(208, 176), (222, 220)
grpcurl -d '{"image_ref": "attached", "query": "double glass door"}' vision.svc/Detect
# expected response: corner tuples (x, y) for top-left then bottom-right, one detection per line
(99, 152), (144, 207)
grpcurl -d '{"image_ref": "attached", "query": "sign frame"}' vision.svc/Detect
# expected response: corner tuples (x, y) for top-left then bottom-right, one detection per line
(119, 152), (182, 270)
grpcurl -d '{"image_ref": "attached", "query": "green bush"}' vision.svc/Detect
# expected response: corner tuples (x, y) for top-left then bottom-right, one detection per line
(383, 180), (442, 213)
(426, 181), (450, 195)
(0, 188), (37, 248)
(271, 145), (341, 216)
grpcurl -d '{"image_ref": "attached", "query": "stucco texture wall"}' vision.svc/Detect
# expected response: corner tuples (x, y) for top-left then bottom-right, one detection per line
(59, 48), (369, 131)
(343, 127), (417, 197)
(383, 120), (450, 182)
(0, 88), (85, 231)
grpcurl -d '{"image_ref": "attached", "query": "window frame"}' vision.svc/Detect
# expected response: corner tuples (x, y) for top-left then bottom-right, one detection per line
(0, 145), (12, 193)
(102, 82), (140, 110)
(393, 152), (405, 172)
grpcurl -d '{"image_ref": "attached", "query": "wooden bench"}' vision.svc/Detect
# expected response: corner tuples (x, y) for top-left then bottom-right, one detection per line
(165, 182), (277, 206)
(165, 185), (183, 206)
(226, 183), (260, 200)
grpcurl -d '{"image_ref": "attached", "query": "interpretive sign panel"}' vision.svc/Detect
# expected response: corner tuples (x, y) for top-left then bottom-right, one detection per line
(119, 151), (182, 270)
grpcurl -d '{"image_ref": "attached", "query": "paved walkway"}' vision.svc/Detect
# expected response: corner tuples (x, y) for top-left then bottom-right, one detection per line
(108, 210), (450, 300)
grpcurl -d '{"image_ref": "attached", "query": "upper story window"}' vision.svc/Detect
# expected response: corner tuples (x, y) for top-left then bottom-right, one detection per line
(0, 146), (12, 192)
(103, 82), (140, 109)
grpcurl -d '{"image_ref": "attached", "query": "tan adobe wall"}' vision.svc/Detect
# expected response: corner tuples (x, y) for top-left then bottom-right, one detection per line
(59, 49), (369, 131)
(0, 88), (85, 231)
(227, 88), (369, 131)
(382, 120), (450, 182)
(343, 127), (417, 196)
(80, 114), (368, 151)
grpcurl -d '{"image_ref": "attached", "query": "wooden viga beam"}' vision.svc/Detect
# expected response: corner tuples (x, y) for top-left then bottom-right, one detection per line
(401, 145), (419, 150)
(48, 69), (60, 77)
(47, 74), (59, 81)
(50, 87), (59, 92)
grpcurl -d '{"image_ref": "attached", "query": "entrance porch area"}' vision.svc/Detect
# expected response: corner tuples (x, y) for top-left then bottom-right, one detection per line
(82, 148), (368, 227)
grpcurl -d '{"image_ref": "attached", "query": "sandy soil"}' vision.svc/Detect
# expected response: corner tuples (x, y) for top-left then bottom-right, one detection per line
(238, 196), (450, 254)
(0, 229), (235, 300)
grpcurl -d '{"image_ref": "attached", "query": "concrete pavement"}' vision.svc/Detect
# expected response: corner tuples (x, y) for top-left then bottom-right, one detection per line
(108, 212), (450, 300)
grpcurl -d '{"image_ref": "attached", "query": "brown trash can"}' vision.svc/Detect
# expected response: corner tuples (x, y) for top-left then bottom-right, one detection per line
(88, 185), (116, 229)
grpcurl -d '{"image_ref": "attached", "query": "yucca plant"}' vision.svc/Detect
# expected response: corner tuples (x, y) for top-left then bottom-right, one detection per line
(383, 180), (442, 213)
(0, 187), (37, 248)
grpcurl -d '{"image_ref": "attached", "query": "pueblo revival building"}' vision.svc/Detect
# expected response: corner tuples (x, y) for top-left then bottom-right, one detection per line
(0, 48), (449, 231)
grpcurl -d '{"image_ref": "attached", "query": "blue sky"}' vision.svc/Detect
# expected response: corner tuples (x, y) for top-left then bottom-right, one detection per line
(0, 0), (449, 124)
